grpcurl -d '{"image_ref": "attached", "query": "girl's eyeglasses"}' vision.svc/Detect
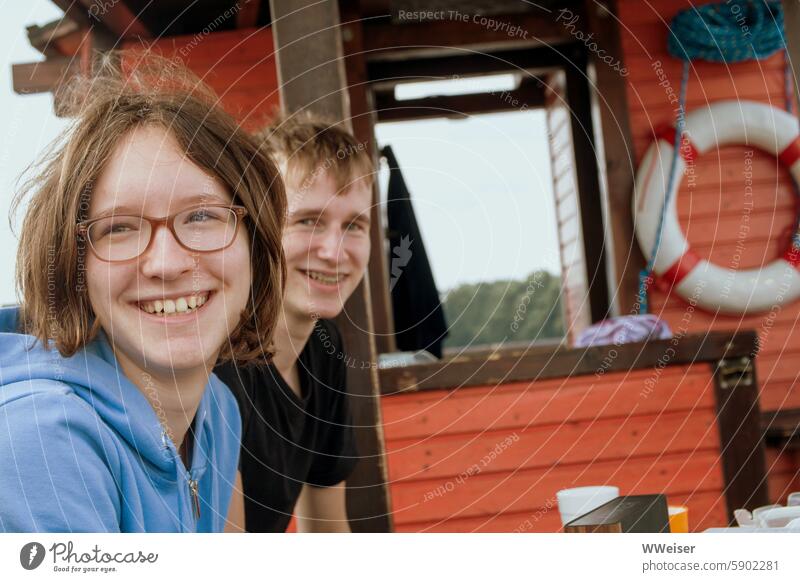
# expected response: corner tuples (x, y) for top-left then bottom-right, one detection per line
(76, 204), (248, 263)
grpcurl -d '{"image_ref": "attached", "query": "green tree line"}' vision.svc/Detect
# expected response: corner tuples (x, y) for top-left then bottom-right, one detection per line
(442, 270), (565, 349)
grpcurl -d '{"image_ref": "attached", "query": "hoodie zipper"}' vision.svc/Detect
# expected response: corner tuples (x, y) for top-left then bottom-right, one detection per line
(162, 427), (201, 524)
(188, 478), (201, 521)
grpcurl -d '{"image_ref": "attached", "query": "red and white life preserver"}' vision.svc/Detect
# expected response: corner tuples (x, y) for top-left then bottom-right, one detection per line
(633, 100), (800, 315)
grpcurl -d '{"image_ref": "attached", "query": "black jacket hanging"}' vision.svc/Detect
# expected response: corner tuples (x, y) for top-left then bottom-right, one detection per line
(382, 145), (448, 358)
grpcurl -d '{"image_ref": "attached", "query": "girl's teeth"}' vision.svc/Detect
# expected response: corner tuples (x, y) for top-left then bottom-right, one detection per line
(139, 293), (210, 316)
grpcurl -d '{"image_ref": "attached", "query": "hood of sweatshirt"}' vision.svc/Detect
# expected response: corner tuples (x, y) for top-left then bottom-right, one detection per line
(0, 305), (209, 477)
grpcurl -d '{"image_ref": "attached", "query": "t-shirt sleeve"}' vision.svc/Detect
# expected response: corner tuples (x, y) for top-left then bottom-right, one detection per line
(305, 321), (359, 487)
(0, 389), (121, 533)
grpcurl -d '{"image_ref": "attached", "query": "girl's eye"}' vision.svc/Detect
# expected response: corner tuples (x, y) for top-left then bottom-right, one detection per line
(186, 209), (223, 223)
(298, 218), (317, 227)
(95, 218), (140, 238)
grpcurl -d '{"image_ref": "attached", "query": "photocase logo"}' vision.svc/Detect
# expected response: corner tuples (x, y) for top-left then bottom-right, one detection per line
(20, 542), (46, 570)
(389, 235), (413, 291)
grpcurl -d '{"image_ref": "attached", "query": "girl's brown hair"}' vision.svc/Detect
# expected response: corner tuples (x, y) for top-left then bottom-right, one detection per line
(11, 51), (286, 364)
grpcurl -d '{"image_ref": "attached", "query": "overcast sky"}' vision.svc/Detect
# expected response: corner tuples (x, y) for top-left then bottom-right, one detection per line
(0, 2), (560, 304)
(376, 110), (560, 292)
(1, 1), (71, 305)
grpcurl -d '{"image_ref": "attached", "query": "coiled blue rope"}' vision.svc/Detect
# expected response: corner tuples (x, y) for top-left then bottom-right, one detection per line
(668, 0), (785, 63)
(637, 0), (790, 314)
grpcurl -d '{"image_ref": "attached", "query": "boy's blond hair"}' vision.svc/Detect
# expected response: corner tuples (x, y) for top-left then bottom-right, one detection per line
(258, 112), (375, 195)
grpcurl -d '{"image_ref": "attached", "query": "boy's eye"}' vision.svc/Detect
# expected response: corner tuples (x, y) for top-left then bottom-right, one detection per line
(346, 222), (365, 232)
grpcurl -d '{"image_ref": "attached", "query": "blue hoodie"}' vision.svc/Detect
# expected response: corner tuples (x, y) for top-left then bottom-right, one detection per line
(0, 306), (241, 532)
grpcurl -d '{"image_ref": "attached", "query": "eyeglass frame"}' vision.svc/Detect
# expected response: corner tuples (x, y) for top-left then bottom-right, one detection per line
(75, 203), (249, 263)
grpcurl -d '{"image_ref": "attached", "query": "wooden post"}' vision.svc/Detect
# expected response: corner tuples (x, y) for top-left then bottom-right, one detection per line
(782, 0), (800, 109)
(340, 5), (397, 355)
(269, 0), (350, 119)
(583, 0), (642, 316)
(270, 0), (393, 532)
(564, 46), (612, 322)
(712, 356), (769, 522)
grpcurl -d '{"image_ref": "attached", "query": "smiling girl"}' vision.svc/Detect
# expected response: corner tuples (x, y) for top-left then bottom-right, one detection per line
(0, 54), (285, 532)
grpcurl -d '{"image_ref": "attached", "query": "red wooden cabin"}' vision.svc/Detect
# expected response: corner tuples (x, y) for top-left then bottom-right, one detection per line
(13, 0), (800, 532)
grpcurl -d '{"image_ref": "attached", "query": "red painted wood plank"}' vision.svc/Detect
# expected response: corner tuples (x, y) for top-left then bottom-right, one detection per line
(381, 366), (713, 441)
(385, 409), (721, 481)
(389, 451), (724, 524)
(394, 490), (728, 532)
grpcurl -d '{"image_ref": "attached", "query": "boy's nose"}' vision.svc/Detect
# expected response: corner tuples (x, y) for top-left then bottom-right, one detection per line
(315, 227), (344, 262)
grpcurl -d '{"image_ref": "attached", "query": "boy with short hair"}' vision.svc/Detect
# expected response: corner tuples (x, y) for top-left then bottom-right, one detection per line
(215, 114), (374, 532)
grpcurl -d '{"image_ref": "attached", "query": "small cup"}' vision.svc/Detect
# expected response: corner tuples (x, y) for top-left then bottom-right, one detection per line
(557, 486), (619, 526)
(787, 492), (800, 507)
(668, 506), (689, 533)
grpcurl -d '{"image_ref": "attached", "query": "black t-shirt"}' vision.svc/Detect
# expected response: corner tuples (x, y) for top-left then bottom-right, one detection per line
(213, 319), (358, 532)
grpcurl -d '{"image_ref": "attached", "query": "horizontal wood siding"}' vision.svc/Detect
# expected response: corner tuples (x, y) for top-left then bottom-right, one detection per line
(618, 0), (800, 502)
(124, 27), (280, 131)
(382, 363), (728, 531)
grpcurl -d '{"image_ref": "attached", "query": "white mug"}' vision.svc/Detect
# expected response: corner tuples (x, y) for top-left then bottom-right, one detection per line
(557, 486), (619, 526)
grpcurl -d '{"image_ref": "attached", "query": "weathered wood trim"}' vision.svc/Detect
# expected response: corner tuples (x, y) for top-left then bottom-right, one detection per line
(12, 57), (82, 95)
(237, 0), (262, 29)
(26, 18), (82, 58)
(362, 9), (579, 61)
(340, 10), (397, 355)
(373, 78), (546, 122)
(379, 330), (758, 395)
(712, 356), (769, 521)
(583, 0), (642, 316)
(762, 409), (800, 449)
(563, 47), (612, 322)
(782, 0), (800, 110)
(367, 44), (571, 85)
(272, 0), (393, 532)
(79, 0), (151, 39)
(269, 0), (349, 120)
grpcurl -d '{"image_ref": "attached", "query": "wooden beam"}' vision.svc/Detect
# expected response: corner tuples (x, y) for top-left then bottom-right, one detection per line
(12, 57), (82, 94)
(367, 44), (570, 86)
(362, 9), (580, 61)
(379, 330), (759, 394)
(237, 0), (262, 28)
(712, 356), (769, 520)
(51, 0), (149, 41)
(81, 0), (151, 39)
(340, 5), (397, 356)
(583, 0), (641, 316)
(782, 0), (800, 109)
(26, 18), (81, 57)
(271, 0), (393, 533)
(373, 79), (546, 122)
(762, 408), (800, 449)
(564, 51), (612, 322)
(270, 0), (350, 120)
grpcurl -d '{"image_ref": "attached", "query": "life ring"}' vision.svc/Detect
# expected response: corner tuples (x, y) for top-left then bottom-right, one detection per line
(633, 100), (800, 315)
